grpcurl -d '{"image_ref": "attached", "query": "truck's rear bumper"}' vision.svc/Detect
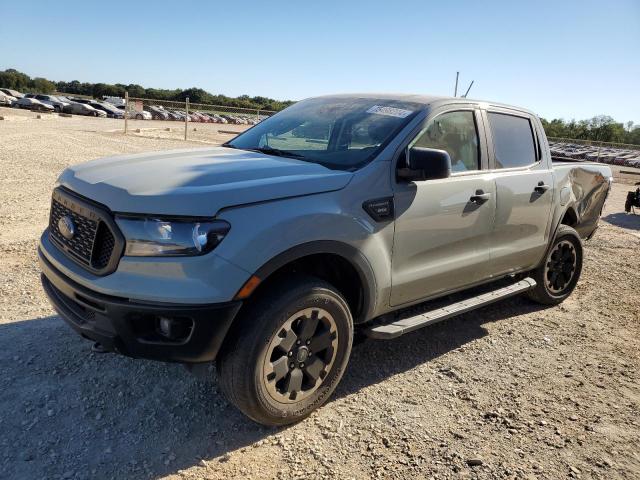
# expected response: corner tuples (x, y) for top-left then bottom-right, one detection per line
(39, 247), (242, 363)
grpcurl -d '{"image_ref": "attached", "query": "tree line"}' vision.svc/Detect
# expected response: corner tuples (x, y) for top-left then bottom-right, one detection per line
(1, 68), (638, 144)
(0, 68), (294, 111)
(541, 116), (639, 146)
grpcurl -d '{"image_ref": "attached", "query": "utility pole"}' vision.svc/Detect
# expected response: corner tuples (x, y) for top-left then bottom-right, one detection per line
(124, 91), (128, 134)
(454, 72), (459, 97)
(184, 97), (189, 141)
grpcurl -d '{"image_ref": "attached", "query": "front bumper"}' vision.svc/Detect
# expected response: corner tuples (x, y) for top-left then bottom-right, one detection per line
(39, 248), (242, 363)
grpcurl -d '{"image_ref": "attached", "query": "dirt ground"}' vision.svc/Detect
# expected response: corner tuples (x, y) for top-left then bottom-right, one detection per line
(0, 107), (638, 480)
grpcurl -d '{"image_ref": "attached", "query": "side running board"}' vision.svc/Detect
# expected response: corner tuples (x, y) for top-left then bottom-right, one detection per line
(365, 277), (537, 340)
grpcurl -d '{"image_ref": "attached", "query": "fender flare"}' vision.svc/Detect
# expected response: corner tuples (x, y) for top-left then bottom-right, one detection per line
(252, 240), (377, 323)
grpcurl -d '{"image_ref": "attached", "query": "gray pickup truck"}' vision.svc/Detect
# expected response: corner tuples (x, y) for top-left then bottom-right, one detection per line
(39, 94), (612, 425)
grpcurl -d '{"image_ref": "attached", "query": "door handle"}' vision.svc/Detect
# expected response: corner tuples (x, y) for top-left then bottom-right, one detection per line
(469, 190), (491, 204)
(534, 182), (550, 194)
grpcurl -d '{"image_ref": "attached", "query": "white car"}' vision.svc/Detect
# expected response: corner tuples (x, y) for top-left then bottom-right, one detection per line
(13, 97), (55, 112)
(0, 92), (16, 106)
(128, 109), (152, 120)
(0, 88), (23, 98)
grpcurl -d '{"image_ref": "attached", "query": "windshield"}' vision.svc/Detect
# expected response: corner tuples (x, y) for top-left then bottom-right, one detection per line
(227, 97), (422, 170)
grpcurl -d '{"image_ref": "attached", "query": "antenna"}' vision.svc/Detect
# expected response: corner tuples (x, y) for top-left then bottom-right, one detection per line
(462, 80), (474, 98)
(454, 72), (459, 97)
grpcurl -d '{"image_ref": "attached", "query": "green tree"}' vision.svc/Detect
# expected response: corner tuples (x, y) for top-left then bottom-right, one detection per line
(30, 77), (55, 93)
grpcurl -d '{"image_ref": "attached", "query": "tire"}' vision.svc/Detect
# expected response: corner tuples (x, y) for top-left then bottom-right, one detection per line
(54, 106), (61, 113)
(217, 275), (353, 426)
(528, 224), (583, 305)
(136, 114), (143, 120)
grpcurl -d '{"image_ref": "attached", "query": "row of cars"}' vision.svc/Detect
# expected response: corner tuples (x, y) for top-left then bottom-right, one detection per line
(0, 88), (265, 124)
(143, 104), (263, 124)
(549, 141), (640, 169)
(0, 88), (128, 118)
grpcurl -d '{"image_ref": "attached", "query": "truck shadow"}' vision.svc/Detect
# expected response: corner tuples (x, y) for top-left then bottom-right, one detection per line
(1, 297), (546, 479)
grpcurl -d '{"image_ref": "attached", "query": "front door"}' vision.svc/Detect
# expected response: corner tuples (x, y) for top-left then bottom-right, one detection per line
(391, 109), (496, 306)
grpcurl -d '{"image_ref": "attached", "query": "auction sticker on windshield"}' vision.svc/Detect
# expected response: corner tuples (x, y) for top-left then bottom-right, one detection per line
(366, 105), (413, 118)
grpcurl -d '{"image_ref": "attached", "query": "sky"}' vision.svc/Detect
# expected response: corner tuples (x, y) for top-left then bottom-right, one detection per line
(1, 0), (639, 123)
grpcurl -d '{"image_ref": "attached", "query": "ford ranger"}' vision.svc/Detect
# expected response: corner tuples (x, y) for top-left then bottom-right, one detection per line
(39, 94), (612, 425)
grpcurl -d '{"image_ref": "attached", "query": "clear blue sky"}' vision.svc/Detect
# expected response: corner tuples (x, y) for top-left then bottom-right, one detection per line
(1, 0), (639, 123)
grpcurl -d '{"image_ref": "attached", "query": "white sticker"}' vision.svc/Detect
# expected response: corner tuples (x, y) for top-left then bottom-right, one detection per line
(366, 105), (413, 118)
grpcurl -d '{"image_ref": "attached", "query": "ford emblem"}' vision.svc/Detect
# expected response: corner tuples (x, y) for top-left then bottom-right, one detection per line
(58, 215), (76, 240)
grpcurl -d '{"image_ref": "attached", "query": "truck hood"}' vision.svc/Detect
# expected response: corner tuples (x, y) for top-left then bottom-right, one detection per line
(58, 147), (353, 216)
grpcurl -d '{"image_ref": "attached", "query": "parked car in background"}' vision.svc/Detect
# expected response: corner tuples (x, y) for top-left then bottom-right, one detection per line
(172, 110), (192, 121)
(25, 94), (70, 112)
(129, 109), (152, 120)
(88, 101), (124, 118)
(0, 88), (24, 98)
(57, 95), (79, 105)
(0, 91), (17, 106)
(189, 111), (204, 122)
(64, 102), (107, 117)
(65, 97), (100, 106)
(13, 97), (55, 112)
(221, 114), (245, 124)
(201, 113), (220, 123)
(102, 96), (125, 108)
(145, 105), (170, 120)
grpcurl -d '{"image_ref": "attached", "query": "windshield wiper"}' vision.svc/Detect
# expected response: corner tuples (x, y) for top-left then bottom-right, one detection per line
(247, 146), (306, 159)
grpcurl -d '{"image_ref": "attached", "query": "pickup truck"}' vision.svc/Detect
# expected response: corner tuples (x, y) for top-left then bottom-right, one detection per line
(39, 94), (612, 425)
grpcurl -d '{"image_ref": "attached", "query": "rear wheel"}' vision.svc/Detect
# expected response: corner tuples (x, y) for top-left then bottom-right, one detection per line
(217, 276), (353, 426)
(528, 224), (583, 305)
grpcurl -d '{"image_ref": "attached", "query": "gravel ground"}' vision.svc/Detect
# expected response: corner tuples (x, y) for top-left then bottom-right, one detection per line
(0, 107), (639, 480)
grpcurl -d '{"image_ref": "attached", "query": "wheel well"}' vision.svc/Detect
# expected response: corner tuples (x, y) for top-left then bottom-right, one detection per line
(561, 208), (578, 227)
(248, 253), (365, 321)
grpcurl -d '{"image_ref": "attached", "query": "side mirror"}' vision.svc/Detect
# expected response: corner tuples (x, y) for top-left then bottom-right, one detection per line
(399, 147), (452, 181)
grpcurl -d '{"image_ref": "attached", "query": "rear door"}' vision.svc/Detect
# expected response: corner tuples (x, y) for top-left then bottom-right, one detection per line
(483, 109), (554, 276)
(391, 107), (496, 306)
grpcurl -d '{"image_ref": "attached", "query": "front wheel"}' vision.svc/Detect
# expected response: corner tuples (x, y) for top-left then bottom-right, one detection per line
(528, 224), (583, 305)
(217, 275), (353, 426)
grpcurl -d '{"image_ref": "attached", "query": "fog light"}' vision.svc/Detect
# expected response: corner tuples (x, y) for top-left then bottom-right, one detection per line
(157, 316), (193, 341)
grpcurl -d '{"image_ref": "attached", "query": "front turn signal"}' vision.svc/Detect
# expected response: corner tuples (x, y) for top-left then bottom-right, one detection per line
(234, 275), (261, 300)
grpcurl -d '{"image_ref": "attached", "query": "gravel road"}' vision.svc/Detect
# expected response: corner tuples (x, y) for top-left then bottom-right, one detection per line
(1, 107), (638, 479)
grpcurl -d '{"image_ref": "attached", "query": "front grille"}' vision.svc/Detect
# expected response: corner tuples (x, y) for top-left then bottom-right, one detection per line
(50, 199), (99, 265)
(48, 189), (121, 274)
(93, 223), (115, 269)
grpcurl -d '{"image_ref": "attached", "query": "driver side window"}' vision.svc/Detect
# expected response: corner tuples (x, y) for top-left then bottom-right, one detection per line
(413, 110), (480, 172)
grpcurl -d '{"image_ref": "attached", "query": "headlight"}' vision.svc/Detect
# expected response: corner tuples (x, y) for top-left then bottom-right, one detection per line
(115, 217), (230, 256)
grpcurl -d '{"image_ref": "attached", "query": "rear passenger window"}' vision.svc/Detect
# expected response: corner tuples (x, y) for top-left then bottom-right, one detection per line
(488, 112), (537, 169)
